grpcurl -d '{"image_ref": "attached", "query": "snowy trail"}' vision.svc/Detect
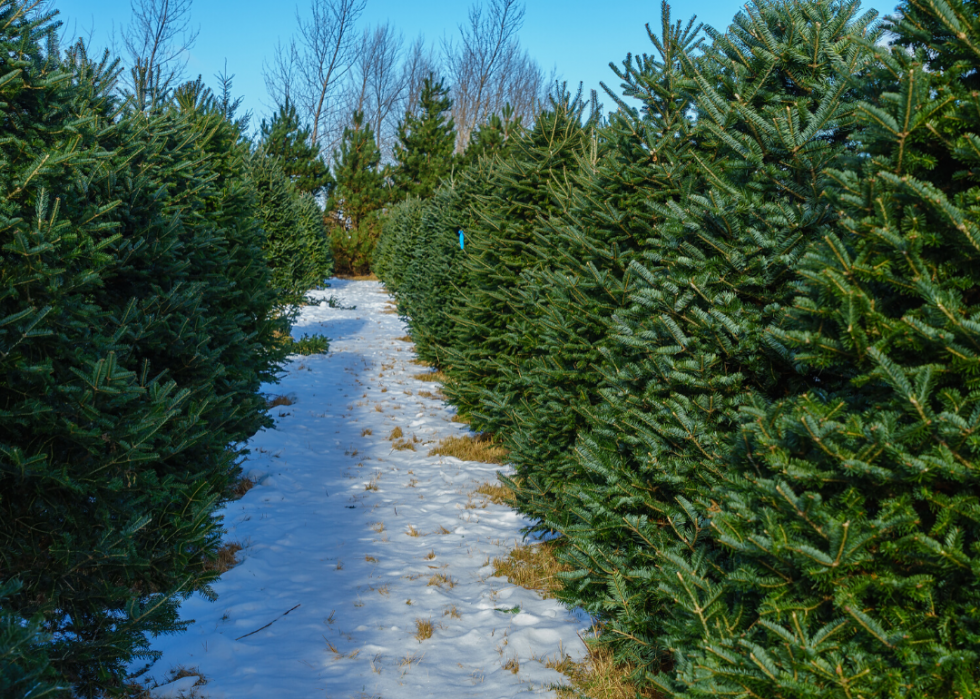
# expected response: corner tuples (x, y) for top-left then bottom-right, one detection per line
(143, 279), (589, 699)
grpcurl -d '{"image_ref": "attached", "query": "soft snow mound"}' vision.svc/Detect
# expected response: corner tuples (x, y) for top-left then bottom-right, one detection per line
(138, 279), (589, 698)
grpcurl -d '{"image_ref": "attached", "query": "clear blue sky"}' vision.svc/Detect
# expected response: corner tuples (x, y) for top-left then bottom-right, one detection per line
(54, 0), (896, 127)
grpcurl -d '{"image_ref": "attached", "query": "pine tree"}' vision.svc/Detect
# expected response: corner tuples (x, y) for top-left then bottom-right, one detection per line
(328, 110), (388, 274)
(259, 99), (333, 197)
(542, 0), (877, 687)
(392, 75), (456, 199)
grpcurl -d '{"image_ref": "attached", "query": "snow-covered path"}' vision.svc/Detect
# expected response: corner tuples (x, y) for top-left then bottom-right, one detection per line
(143, 280), (588, 699)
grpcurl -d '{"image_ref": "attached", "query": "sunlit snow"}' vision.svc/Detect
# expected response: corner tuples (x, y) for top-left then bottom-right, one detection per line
(141, 279), (589, 698)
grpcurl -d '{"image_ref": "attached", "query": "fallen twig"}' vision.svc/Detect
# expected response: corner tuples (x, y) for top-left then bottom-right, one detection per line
(234, 604), (302, 641)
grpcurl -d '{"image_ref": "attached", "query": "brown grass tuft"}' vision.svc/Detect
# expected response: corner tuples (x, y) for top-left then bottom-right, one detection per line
(443, 605), (461, 619)
(475, 480), (513, 506)
(451, 413), (470, 424)
(429, 434), (507, 464)
(388, 426), (403, 440)
(503, 657), (520, 674)
(414, 618), (433, 642)
(266, 394), (294, 408)
(361, 428), (373, 437)
(396, 335), (413, 342)
(491, 540), (568, 599)
(413, 371), (446, 383)
(231, 476), (257, 499)
(204, 542), (242, 574)
(551, 636), (661, 699)
(427, 573), (457, 589)
(406, 525), (420, 537)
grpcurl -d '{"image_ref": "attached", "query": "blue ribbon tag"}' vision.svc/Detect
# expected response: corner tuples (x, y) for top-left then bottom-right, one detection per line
(458, 229), (465, 250)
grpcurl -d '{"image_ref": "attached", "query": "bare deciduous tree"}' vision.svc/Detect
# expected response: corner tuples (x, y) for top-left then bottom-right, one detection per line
(265, 0), (366, 151)
(444, 0), (547, 151)
(337, 23), (405, 159)
(400, 35), (438, 120)
(124, 0), (198, 95)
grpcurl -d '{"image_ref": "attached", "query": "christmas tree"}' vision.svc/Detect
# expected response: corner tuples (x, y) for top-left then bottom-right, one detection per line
(392, 75), (456, 200)
(328, 111), (388, 274)
(259, 99), (333, 198)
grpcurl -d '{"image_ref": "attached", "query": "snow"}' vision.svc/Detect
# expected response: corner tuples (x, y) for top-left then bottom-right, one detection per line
(138, 279), (589, 698)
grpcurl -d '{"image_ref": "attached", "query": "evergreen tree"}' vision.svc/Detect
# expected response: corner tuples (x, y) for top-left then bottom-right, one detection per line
(666, 0), (980, 695)
(259, 99), (333, 198)
(0, 20), (289, 694)
(441, 88), (593, 427)
(568, 0), (880, 689)
(392, 75), (456, 199)
(458, 105), (523, 167)
(328, 110), (388, 274)
(250, 151), (332, 298)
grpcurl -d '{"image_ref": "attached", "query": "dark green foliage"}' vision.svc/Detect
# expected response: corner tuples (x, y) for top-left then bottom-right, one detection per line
(377, 0), (980, 694)
(0, 4), (295, 694)
(250, 151), (332, 298)
(458, 105), (523, 168)
(0, 581), (63, 698)
(286, 333), (330, 356)
(441, 89), (594, 429)
(662, 0), (980, 695)
(392, 75), (456, 200)
(328, 111), (388, 275)
(259, 99), (333, 197)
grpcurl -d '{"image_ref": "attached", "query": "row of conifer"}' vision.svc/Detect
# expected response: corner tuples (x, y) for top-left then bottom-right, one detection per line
(376, 0), (980, 695)
(0, 2), (331, 695)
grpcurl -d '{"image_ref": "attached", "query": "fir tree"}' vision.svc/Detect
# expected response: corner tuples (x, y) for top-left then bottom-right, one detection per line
(458, 105), (523, 167)
(392, 75), (456, 199)
(259, 99), (333, 198)
(667, 0), (980, 695)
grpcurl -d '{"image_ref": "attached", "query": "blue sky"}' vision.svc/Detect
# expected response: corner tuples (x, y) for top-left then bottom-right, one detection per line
(54, 0), (896, 127)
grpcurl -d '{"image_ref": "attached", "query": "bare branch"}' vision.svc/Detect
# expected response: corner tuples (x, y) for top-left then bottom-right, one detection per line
(123, 0), (198, 91)
(444, 0), (546, 151)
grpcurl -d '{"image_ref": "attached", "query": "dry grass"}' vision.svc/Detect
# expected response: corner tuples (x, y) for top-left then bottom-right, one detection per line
(204, 542), (242, 574)
(429, 434), (507, 464)
(492, 541), (568, 599)
(434, 525), (452, 535)
(371, 521), (385, 534)
(444, 605), (461, 619)
(396, 335), (413, 342)
(365, 556), (378, 563)
(451, 413), (470, 424)
(231, 475), (257, 499)
(551, 639), (660, 699)
(423, 549), (436, 560)
(388, 426), (404, 440)
(503, 657), (520, 674)
(427, 573), (457, 589)
(381, 304), (399, 315)
(406, 525), (421, 537)
(361, 428), (373, 437)
(492, 540), (657, 698)
(375, 404), (383, 412)
(475, 480), (514, 506)
(414, 618), (433, 642)
(413, 371), (447, 383)
(266, 394), (294, 408)
(393, 434), (421, 451)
